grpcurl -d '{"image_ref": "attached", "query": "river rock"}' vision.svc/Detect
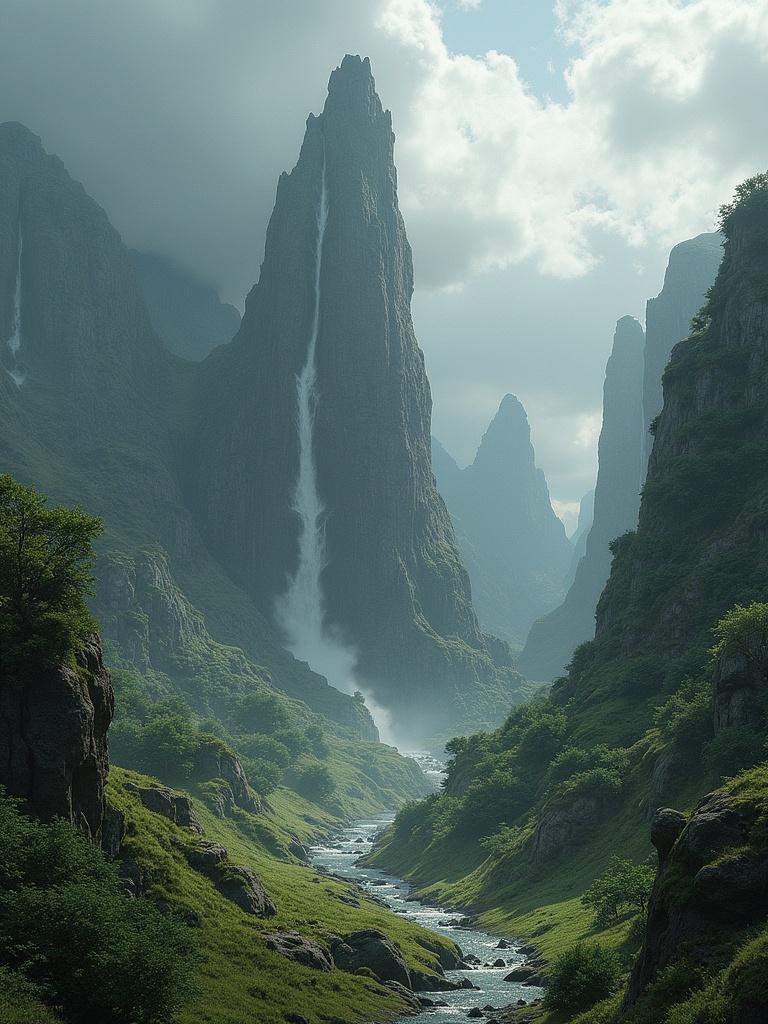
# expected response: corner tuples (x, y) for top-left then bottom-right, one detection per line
(504, 966), (534, 982)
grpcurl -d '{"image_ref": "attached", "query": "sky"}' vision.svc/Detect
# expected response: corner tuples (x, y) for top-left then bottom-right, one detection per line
(1, 0), (767, 531)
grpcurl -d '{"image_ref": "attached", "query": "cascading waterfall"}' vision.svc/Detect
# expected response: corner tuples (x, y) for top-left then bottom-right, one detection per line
(5, 230), (26, 388)
(276, 153), (357, 691)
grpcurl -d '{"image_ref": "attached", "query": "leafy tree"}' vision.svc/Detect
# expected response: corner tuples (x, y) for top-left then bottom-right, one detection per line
(0, 793), (196, 1024)
(653, 678), (713, 756)
(545, 942), (622, 1014)
(291, 762), (335, 803)
(305, 724), (330, 758)
(711, 602), (768, 665)
(704, 726), (767, 781)
(581, 857), (655, 926)
(0, 475), (101, 670)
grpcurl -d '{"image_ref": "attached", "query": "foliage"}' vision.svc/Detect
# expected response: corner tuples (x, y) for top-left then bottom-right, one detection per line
(653, 678), (713, 756)
(0, 475), (101, 671)
(290, 762), (335, 803)
(0, 794), (196, 1024)
(544, 941), (622, 1014)
(711, 602), (768, 664)
(704, 726), (767, 781)
(581, 857), (655, 927)
(717, 171), (768, 229)
(0, 968), (60, 1024)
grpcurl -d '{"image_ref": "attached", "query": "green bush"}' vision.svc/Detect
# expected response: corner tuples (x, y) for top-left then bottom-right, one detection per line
(0, 794), (196, 1024)
(653, 679), (713, 755)
(581, 857), (655, 926)
(290, 762), (335, 803)
(0, 475), (101, 671)
(544, 942), (622, 1014)
(704, 726), (766, 781)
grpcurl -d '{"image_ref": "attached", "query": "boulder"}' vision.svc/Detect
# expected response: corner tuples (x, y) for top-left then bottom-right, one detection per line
(266, 931), (334, 971)
(650, 807), (687, 865)
(101, 803), (126, 859)
(176, 839), (276, 917)
(134, 784), (204, 833)
(504, 966), (534, 982)
(331, 929), (411, 988)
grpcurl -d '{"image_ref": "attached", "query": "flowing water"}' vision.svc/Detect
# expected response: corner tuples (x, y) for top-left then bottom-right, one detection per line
(309, 753), (543, 1021)
(5, 230), (26, 387)
(276, 153), (360, 692)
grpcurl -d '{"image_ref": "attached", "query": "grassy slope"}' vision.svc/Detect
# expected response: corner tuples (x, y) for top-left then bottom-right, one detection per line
(107, 766), (458, 1024)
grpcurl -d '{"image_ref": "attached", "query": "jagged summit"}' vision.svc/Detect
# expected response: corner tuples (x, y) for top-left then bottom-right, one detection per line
(189, 57), (523, 738)
(433, 394), (571, 645)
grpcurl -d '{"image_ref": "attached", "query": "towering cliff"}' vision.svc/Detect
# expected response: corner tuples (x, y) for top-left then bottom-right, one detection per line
(520, 316), (645, 680)
(189, 56), (522, 736)
(130, 249), (240, 361)
(563, 488), (594, 589)
(642, 231), (723, 464)
(0, 118), (377, 741)
(432, 395), (572, 645)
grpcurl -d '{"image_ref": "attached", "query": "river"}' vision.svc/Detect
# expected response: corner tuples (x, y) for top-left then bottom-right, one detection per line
(309, 753), (543, 1021)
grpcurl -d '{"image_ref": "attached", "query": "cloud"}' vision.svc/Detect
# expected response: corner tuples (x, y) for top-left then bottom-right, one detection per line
(0, 0), (766, 506)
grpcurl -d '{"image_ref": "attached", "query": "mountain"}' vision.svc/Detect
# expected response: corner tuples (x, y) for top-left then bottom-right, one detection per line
(563, 487), (594, 588)
(432, 395), (572, 645)
(187, 55), (524, 739)
(642, 231), (723, 465)
(129, 249), (240, 361)
(369, 175), (768, 1024)
(0, 118), (377, 742)
(520, 316), (645, 680)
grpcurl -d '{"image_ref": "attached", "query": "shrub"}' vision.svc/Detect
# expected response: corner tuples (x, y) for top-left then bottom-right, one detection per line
(704, 726), (767, 781)
(0, 794), (196, 1024)
(290, 762), (335, 803)
(581, 857), (655, 926)
(545, 942), (622, 1014)
(0, 475), (101, 671)
(653, 679), (713, 755)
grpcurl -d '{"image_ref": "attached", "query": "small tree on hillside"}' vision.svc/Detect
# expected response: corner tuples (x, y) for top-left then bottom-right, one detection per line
(0, 475), (101, 670)
(581, 857), (655, 927)
(545, 942), (622, 1015)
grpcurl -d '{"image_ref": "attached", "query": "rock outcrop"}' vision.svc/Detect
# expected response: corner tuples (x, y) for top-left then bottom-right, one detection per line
(331, 928), (411, 987)
(176, 837), (277, 917)
(432, 395), (572, 645)
(130, 249), (240, 361)
(520, 316), (645, 680)
(188, 55), (522, 737)
(0, 635), (113, 838)
(626, 784), (768, 1005)
(642, 232), (723, 466)
(266, 931), (334, 971)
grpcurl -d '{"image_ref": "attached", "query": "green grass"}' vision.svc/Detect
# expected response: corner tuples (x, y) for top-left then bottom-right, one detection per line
(107, 767), (458, 1024)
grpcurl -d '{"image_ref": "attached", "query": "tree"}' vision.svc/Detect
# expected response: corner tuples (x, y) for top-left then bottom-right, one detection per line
(581, 857), (655, 926)
(545, 942), (622, 1015)
(0, 793), (197, 1024)
(711, 603), (768, 666)
(0, 476), (101, 670)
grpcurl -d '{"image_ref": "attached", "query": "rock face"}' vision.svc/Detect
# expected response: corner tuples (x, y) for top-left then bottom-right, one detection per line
(0, 635), (113, 838)
(593, 186), (765, 666)
(331, 928), (411, 987)
(0, 119), (379, 745)
(432, 395), (572, 645)
(626, 787), (768, 1006)
(177, 838), (277, 917)
(129, 249), (240, 361)
(188, 55), (522, 736)
(266, 931), (334, 971)
(520, 316), (645, 680)
(642, 232), (723, 466)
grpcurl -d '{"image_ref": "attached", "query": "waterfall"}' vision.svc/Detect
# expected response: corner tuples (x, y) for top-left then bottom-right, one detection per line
(6, 230), (26, 388)
(276, 153), (356, 692)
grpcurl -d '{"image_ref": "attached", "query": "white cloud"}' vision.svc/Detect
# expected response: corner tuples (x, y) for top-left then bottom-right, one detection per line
(373, 0), (768, 290)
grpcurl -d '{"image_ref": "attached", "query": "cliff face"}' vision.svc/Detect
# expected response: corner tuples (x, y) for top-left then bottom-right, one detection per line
(642, 232), (723, 465)
(595, 192), (768, 662)
(0, 119), (376, 742)
(563, 488), (594, 589)
(433, 395), (572, 645)
(0, 636), (113, 838)
(627, 776), (768, 1019)
(520, 316), (645, 680)
(130, 250), (240, 361)
(189, 56), (522, 734)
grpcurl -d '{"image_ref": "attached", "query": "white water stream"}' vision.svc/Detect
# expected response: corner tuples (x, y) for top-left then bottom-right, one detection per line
(309, 753), (544, 1022)
(6, 230), (26, 387)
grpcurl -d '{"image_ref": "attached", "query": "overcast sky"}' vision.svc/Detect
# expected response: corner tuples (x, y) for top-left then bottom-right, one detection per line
(2, 0), (767, 530)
